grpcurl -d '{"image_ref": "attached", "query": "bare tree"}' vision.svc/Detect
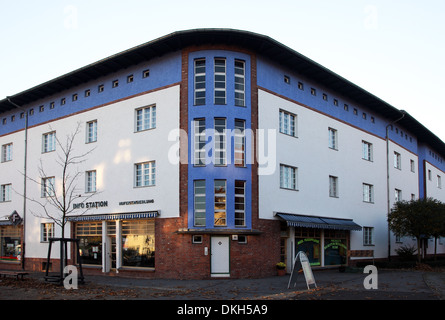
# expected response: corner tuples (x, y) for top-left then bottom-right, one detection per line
(24, 122), (98, 238)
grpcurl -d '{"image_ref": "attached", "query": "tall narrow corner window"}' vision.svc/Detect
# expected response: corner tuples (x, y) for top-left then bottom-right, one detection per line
(135, 105), (156, 132)
(235, 180), (246, 227)
(214, 58), (226, 105)
(193, 180), (206, 227)
(328, 127), (338, 150)
(214, 179), (227, 226)
(41, 223), (54, 242)
(329, 175), (339, 198)
(363, 227), (374, 246)
(41, 177), (55, 198)
(86, 120), (98, 143)
(194, 58), (206, 106)
(214, 118), (226, 166)
(0, 184), (11, 202)
(363, 183), (374, 203)
(280, 164), (297, 190)
(394, 151), (401, 169)
(1, 143), (13, 162)
(42, 131), (56, 153)
(86, 170), (97, 193)
(134, 161), (156, 187)
(438, 175), (442, 189)
(279, 110), (297, 137)
(193, 118), (206, 166)
(362, 140), (373, 161)
(234, 119), (246, 167)
(234, 59), (246, 107)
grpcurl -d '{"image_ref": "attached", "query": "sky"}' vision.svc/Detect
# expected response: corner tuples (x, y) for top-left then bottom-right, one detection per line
(1, 1), (445, 141)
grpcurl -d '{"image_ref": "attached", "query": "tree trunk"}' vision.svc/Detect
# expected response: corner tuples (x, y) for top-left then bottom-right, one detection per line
(416, 238), (422, 263)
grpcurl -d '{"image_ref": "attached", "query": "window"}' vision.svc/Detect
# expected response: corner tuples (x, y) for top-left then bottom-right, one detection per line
(72, 94), (78, 101)
(39, 105), (44, 112)
(86, 120), (97, 143)
(1, 143), (12, 162)
(333, 99), (338, 106)
(192, 235), (203, 244)
(42, 131), (56, 153)
(194, 59), (206, 105)
(234, 60), (245, 106)
(298, 82), (304, 90)
(98, 84), (104, 93)
(61, 98), (66, 105)
(214, 118), (226, 166)
(84, 89), (91, 97)
(214, 180), (226, 226)
(438, 175), (442, 189)
(329, 176), (338, 198)
(284, 75), (290, 84)
(322, 93), (328, 101)
(194, 180), (206, 226)
(214, 58), (226, 105)
(362, 141), (373, 161)
(363, 183), (374, 203)
(134, 161), (156, 187)
(194, 119), (206, 166)
(0, 225), (21, 261)
(280, 164), (297, 190)
(41, 223), (54, 242)
(410, 159), (415, 173)
(235, 180), (246, 226)
(395, 189), (402, 202)
(279, 110), (297, 137)
(363, 227), (374, 245)
(127, 75), (134, 83)
(234, 119), (245, 167)
(428, 169), (432, 181)
(142, 69), (150, 78)
(311, 88), (316, 96)
(112, 80), (119, 88)
(328, 128), (338, 150)
(135, 105), (156, 132)
(41, 177), (55, 197)
(0, 184), (11, 202)
(121, 220), (155, 268)
(86, 170), (97, 193)
(76, 222), (102, 266)
(394, 152), (401, 169)
(344, 104), (349, 111)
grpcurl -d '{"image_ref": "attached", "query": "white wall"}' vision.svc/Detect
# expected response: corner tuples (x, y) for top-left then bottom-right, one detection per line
(10, 85), (179, 259)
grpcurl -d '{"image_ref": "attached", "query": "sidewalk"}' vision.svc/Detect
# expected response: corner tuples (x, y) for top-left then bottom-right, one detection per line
(20, 268), (444, 300)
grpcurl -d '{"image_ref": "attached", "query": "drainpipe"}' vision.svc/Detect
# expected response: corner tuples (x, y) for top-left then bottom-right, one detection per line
(386, 111), (406, 262)
(6, 97), (28, 271)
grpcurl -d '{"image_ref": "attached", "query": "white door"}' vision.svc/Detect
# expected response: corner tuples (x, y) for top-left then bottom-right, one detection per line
(211, 236), (230, 277)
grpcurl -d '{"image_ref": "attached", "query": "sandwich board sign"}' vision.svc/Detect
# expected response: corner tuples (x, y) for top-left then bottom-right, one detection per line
(287, 251), (317, 290)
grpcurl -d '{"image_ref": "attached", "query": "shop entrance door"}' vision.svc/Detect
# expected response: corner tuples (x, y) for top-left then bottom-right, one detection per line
(110, 236), (117, 269)
(211, 236), (230, 277)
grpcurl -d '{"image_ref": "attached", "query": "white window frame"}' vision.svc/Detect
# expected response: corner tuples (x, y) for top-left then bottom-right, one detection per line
(214, 118), (226, 166)
(0, 184), (11, 202)
(134, 161), (156, 187)
(86, 120), (97, 143)
(214, 179), (227, 226)
(41, 223), (54, 242)
(363, 183), (374, 203)
(194, 180), (206, 227)
(234, 60), (245, 107)
(363, 227), (374, 246)
(135, 105), (156, 132)
(328, 127), (338, 150)
(234, 119), (245, 167)
(438, 175), (442, 189)
(194, 119), (206, 166)
(1, 143), (13, 162)
(279, 110), (297, 137)
(42, 131), (56, 153)
(214, 58), (226, 105)
(410, 159), (415, 173)
(362, 141), (373, 161)
(329, 176), (339, 198)
(41, 177), (55, 197)
(86, 170), (97, 193)
(194, 59), (206, 106)
(395, 188), (402, 202)
(280, 164), (297, 190)
(394, 151), (401, 169)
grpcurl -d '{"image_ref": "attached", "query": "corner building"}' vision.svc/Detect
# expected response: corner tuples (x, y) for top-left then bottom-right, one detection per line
(1, 29), (444, 279)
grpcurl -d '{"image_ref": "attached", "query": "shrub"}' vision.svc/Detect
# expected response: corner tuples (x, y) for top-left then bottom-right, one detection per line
(395, 244), (417, 261)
